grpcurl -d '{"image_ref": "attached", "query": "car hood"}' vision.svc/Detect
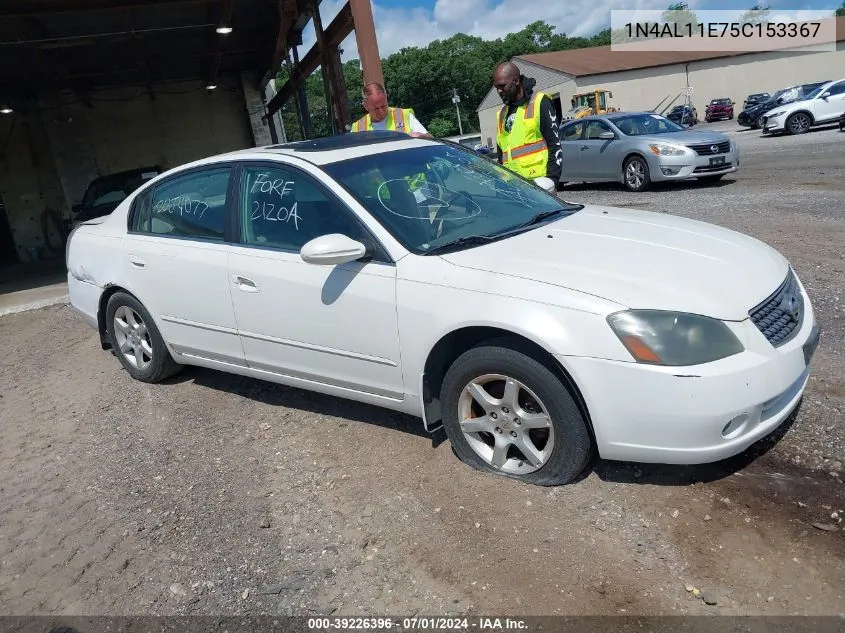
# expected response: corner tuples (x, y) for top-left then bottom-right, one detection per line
(439, 206), (788, 321)
(637, 130), (728, 145)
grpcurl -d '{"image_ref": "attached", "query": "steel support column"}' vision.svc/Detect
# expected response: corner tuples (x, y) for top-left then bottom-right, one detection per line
(349, 0), (382, 88)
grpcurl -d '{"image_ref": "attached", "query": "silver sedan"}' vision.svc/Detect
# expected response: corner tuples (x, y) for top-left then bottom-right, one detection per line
(558, 112), (740, 192)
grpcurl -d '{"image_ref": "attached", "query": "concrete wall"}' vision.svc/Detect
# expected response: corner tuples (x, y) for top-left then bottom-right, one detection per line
(0, 73), (261, 264)
(0, 109), (69, 263)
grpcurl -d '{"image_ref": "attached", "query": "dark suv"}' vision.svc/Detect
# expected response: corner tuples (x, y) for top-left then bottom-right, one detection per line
(704, 98), (735, 121)
(737, 81), (830, 129)
(72, 166), (163, 225)
(742, 93), (770, 109)
(666, 104), (698, 126)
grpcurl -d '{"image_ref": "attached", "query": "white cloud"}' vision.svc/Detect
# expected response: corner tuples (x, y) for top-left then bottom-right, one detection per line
(295, 0), (671, 64)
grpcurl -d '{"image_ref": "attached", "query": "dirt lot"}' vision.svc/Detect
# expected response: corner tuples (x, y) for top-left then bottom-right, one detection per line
(1, 122), (844, 619)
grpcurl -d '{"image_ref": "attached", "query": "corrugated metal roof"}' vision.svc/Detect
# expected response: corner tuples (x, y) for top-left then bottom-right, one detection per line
(517, 15), (845, 78)
(476, 59), (573, 111)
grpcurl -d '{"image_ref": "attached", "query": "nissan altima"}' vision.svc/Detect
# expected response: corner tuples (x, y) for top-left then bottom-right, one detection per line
(66, 131), (819, 486)
(559, 112), (739, 192)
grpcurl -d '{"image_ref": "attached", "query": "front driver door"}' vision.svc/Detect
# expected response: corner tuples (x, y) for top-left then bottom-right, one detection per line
(813, 81), (845, 123)
(580, 120), (618, 179)
(226, 161), (404, 400)
(559, 121), (587, 180)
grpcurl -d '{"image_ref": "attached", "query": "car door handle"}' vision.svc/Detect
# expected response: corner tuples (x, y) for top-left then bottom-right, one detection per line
(580, 145), (589, 150)
(128, 256), (146, 269)
(233, 275), (258, 292)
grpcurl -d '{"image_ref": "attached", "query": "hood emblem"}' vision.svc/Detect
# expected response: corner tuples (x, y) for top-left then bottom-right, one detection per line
(710, 145), (720, 153)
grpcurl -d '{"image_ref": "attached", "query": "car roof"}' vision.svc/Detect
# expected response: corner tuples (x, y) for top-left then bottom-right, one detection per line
(162, 131), (441, 174)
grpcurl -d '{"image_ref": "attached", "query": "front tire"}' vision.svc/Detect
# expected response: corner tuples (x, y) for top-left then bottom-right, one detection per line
(440, 344), (593, 486)
(106, 292), (182, 383)
(786, 112), (812, 135)
(623, 155), (651, 192)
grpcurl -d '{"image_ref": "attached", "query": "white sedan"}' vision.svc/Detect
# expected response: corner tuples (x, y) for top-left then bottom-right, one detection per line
(66, 131), (821, 486)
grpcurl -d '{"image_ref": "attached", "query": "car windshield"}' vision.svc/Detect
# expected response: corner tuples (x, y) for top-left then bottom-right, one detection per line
(82, 170), (158, 207)
(804, 85), (826, 100)
(322, 143), (582, 255)
(609, 114), (685, 136)
(711, 99), (731, 105)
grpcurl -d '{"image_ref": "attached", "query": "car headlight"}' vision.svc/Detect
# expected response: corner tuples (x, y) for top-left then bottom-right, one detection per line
(648, 143), (687, 156)
(607, 310), (744, 366)
(767, 110), (785, 118)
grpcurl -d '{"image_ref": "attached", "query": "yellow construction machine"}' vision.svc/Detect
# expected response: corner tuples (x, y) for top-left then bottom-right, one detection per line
(561, 89), (618, 121)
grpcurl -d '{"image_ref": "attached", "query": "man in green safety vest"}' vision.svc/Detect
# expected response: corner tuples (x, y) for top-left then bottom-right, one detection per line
(492, 62), (562, 185)
(351, 83), (433, 138)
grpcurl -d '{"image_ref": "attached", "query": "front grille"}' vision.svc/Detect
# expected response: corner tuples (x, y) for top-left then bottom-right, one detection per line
(749, 270), (804, 347)
(686, 140), (731, 155)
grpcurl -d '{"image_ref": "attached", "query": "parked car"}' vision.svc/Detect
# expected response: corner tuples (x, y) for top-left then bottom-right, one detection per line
(704, 98), (734, 121)
(558, 112), (739, 192)
(742, 93), (770, 109)
(72, 166), (163, 226)
(738, 82), (830, 129)
(66, 131), (819, 486)
(666, 104), (698, 126)
(762, 78), (845, 135)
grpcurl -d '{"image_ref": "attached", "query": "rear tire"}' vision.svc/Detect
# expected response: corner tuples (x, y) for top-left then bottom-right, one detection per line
(106, 292), (182, 383)
(440, 344), (593, 486)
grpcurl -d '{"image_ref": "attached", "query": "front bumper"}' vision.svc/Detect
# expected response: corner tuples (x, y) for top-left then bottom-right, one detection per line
(559, 285), (819, 465)
(647, 148), (739, 182)
(762, 114), (786, 134)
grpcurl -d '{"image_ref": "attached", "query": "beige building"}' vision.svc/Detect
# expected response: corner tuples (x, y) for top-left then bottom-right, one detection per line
(477, 16), (845, 149)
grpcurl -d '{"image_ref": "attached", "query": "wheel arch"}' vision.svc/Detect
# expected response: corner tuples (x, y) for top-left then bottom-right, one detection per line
(96, 284), (149, 350)
(421, 326), (595, 442)
(787, 109), (815, 124)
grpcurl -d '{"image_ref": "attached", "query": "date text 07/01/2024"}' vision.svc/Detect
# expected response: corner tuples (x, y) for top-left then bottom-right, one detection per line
(622, 21), (823, 39)
(306, 617), (528, 631)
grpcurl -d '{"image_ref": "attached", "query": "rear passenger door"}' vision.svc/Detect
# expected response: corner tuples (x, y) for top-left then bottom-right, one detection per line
(125, 164), (246, 367)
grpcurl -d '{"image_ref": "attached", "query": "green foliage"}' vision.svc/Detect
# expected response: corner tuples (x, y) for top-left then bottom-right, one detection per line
(662, 2), (700, 30)
(835, 0), (844, 17)
(739, 4), (771, 24)
(276, 20), (612, 140)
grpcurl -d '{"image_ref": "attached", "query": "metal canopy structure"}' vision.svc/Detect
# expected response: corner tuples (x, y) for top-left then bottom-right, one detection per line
(0, 0), (383, 138)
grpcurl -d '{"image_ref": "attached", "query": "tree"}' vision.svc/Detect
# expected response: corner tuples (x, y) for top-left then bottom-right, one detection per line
(836, 0), (845, 16)
(662, 2), (699, 30)
(274, 20), (615, 139)
(739, 4), (771, 24)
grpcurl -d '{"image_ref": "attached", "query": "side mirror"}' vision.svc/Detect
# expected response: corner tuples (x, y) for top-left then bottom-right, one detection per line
(533, 177), (556, 194)
(300, 233), (368, 265)
(820, 92), (830, 100)
(598, 131), (615, 140)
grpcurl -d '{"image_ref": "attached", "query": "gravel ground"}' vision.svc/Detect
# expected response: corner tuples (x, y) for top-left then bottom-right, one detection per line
(1, 122), (844, 620)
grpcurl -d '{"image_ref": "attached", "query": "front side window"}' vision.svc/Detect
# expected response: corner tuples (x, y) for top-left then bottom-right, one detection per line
(238, 166), (370, 252)
(137, 168), (231, 241)
(585, 121), (612, 140)
(323, 144), (581, 255)
(561, 121), (585, 140)
(612, 114), (685, 136)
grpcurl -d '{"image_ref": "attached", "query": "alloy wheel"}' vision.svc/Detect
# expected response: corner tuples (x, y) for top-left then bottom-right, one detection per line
(625, 159), (645, 189)
(457, 373), (554, 475)
(113, 305), (154, 371)
(788, 113), (811, 134)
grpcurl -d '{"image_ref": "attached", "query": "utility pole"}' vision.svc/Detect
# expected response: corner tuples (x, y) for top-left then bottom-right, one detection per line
(452, 88), (463, 135)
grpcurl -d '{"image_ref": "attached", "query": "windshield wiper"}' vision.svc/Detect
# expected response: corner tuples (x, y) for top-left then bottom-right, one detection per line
(423, 235), (496, 255)
(508, 206), (582, 232)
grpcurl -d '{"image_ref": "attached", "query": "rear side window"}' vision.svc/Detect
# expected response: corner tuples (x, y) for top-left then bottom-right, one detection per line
(131, 168), (231, 241)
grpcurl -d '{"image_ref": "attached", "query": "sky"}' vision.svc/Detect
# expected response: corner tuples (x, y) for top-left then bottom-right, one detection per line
(295, 0), (841, 63)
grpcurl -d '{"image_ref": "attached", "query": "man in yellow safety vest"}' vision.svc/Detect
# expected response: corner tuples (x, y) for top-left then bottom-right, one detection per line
(351, 82), (433, 138)
(492, 62), (562, 185)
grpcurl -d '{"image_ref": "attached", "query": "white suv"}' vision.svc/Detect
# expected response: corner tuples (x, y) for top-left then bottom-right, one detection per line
(762, 78), (845, 135)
